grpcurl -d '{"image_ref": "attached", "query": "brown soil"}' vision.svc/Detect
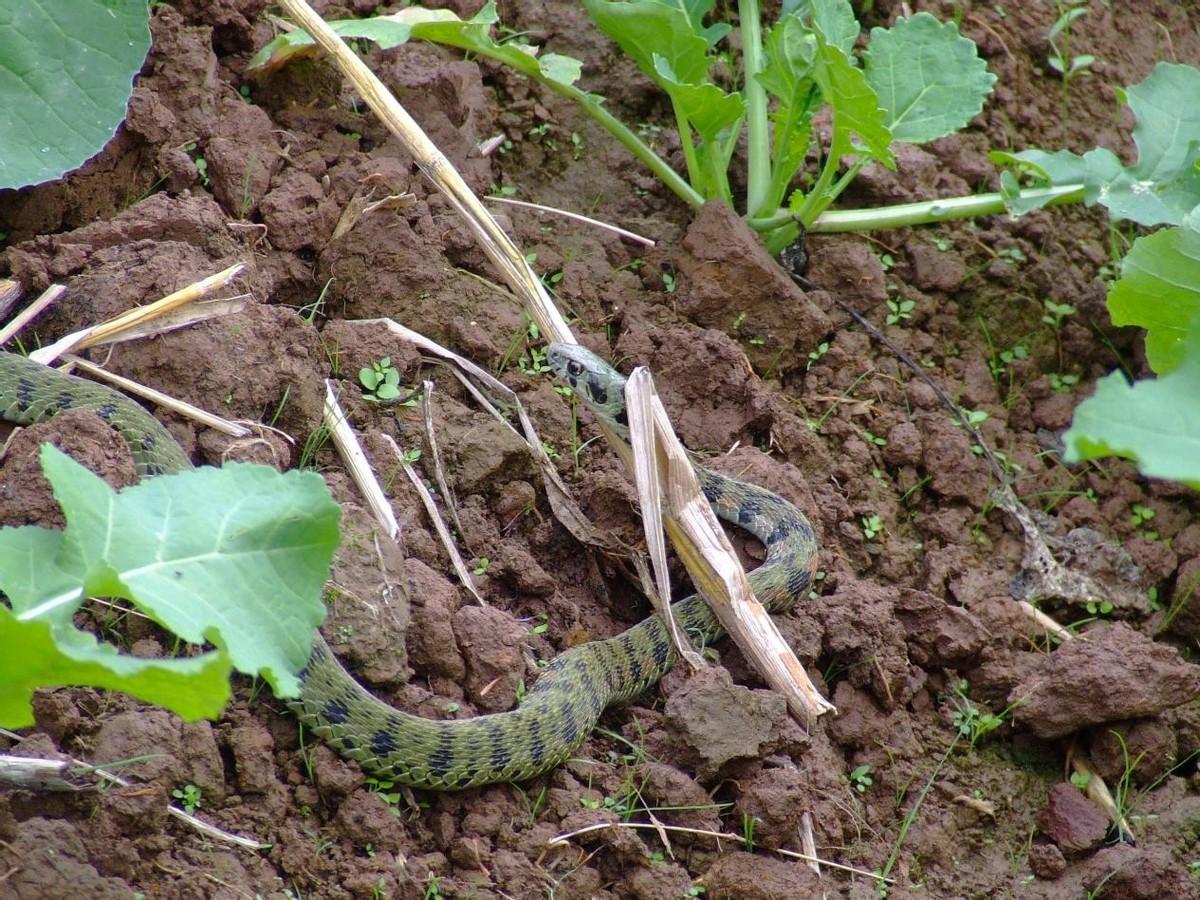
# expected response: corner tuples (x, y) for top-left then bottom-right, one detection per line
(3, 1), (1200, 898)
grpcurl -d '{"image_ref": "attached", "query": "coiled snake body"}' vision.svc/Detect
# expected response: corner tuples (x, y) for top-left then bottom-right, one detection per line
(0, 344), (817, 789)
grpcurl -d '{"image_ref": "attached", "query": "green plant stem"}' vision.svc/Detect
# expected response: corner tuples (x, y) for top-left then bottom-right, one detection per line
(790, 128), (848, 227)
(671, 103), (705, 196)
(738, 0), (770, 216)
(543, 79), (704, 208)
(748, 184), (1086, 233)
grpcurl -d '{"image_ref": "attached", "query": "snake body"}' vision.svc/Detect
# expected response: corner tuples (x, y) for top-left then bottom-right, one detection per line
(0, 344), (817, 789)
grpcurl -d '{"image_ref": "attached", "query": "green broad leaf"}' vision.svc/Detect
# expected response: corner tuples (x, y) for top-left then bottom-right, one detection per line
(1010, 63), (1200, 226)
(0, 446), (340, 700)
(663, 0), (731, 47)
(652, 56), (744, 140)
(248, 3), (584, 89)
(584, 0), (710, 86)
(759, 15), (817, 101)
(1063, 321), (1200, 489)
(0, 0), (152, 190)
(788, 0), (859, 57)
(863, 12), (996, 145)
(1106, 212), (1200, 375)
(0, 605), (231, 729)
(812, 37), (893, 167)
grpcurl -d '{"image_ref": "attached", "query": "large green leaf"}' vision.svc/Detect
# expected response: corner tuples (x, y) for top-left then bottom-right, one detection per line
(1106, 211), (1200, 374)
(1011, 63), (1200, 225)
(0, 0), (152, 190)
(652, 56), (743, 141)
(660, 0), (731, 47)
(0, 447), (340, 726)
(812, 37), (892, 167)
(1063, 321), (1200, 489)
(248, 3), (584, 89)
(584, 0), (710, 85)
(0, 605), (231, 729)
(788, 0), (858, 57)
(863, 12), (996, 145)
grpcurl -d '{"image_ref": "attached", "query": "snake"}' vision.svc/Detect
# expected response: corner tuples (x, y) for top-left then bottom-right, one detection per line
(0, 342), (818, 790)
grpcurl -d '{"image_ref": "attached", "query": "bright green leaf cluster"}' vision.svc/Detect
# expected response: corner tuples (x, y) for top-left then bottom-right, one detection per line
(0, 0), (152, 190)
(0, 446), (339, 728)
(1063, 208), (1200, 488)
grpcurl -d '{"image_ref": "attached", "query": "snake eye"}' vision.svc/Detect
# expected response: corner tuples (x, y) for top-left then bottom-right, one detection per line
(566, 360), (583, 377)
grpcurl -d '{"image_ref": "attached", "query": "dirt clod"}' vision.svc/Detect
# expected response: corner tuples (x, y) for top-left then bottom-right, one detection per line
(1038, 783), (1108, 855)
(1010, 623), (1200, 739)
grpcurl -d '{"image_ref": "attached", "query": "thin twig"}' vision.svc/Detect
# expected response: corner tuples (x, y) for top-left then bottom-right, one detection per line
(64, 356), (250, 438)
(0, 285), (65, 346)
(322, 380), (400, 541)
(548, 820), (889, 884)
(420, 380), (466, 540)
(30, 263), (245, 363)
(379, 433), (485, 605)
(485, 195), (656, 247)
(0, 729), (268, 850)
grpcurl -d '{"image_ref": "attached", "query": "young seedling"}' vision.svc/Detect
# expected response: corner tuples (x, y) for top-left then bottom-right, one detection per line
(806, 341), (830, 369)
(885, 298), (915, 325)
(359, 356), (407, 403)
(861, 514), (883, 541)
(472, 556), (491, 576)
(1046, 0), (1094, 118)
(1130, 502), (1157, 539)
(849, 764), (874, 793)
(172, 783), (203, 814)
(1041, 299), (1076, 331)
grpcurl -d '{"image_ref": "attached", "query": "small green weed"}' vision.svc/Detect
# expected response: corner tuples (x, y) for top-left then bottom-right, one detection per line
(885, 298), (915, 325)
(1130, 503), (1158, 539)
(861, 514), (883, 541)
(472, 556), (491, 575)
(849, 764), (874, 793)
(172, 783), (203, 814)
(359, 357), (410, 404)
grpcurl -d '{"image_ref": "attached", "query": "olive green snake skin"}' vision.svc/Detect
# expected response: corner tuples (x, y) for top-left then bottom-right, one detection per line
(0, 344), (817, 790)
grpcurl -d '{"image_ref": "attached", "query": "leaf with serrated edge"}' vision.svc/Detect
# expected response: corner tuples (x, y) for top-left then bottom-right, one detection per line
(1012, 63), (1200, 225)
(1107, 214), (1200, 375)
(1063, 321), (1200, 489)
(585, 0), (710, 86)
(863, 12), (996, 145)
(0, 447), (338, 698)
(812, 38), (892, 166)
(0, 606), (231, 728)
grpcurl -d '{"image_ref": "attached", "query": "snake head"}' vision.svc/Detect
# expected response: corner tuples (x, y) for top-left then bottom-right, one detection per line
(546, 342), (629, 432)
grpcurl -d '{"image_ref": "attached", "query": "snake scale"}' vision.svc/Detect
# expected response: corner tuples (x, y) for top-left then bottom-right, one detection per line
(0, 342), (817, 790)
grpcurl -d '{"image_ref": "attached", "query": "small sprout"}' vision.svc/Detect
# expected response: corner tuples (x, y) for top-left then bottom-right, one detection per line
(530, 613), (549, 635)
(934, 237), (952, 252)
(862, 430), (888, 447)
(807, 341), (830, 369)
(172, 783), (203, 814)
(964, 408), (990, 428)
(402, 447), (422, 464)
(1130, 502), (1155, 529)
(861, 514), (883, 541)
(1048, 372), (1080, 393)
(732, 311), (748, 330)
(662, 269), (678, 294)
(365, 775), (402, 810)
(1070, 770), (1092, 790)
(1085, 598), (1114, 617)
(472, 556), (491, 576)
(885, 298), (916, 325)
(359, 357), (404, 403)
(849, 764), (874, 793)
(1041, 299), (1077, 330)
(878, 252), (896, 271)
